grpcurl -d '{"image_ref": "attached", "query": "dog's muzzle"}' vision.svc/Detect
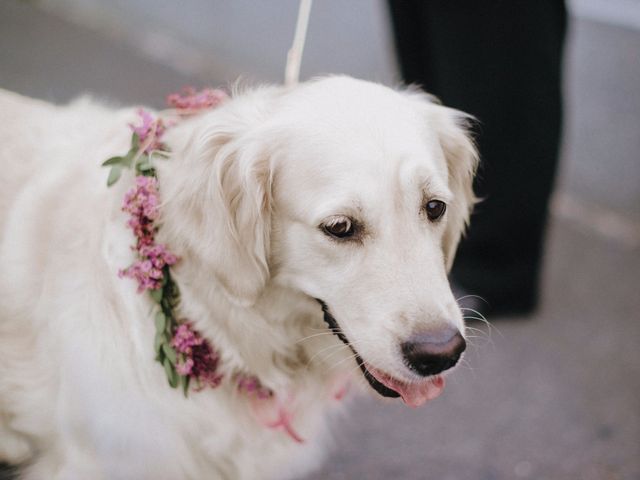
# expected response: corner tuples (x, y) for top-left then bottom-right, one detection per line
(316, 299), (400, 399)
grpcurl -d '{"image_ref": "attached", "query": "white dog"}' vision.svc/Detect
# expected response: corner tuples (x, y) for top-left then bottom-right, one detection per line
(0, 76), (477, 480)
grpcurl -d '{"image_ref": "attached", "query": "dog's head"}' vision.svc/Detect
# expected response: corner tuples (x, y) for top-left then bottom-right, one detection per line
(163, 76), (477, 406)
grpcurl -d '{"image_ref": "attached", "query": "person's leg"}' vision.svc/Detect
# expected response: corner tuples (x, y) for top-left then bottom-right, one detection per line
(387, 1), (432, 85)
(388, 0), (567, 315)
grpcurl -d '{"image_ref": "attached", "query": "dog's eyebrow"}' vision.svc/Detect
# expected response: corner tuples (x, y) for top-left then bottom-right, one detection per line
(313, 198), (364, 221)
(418, 179), (452, 202)
(424, 190), (452, 203)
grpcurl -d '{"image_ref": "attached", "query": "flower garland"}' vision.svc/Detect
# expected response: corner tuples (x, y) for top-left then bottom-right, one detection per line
(103, 88), (269, 398)
(102, 88), (309, 444)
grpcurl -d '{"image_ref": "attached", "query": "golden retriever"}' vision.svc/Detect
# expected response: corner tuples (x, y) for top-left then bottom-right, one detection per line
(0, 76), (476, 479)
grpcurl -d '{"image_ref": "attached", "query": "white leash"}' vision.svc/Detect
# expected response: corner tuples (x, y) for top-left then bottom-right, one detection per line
(285, 0), (313, 87)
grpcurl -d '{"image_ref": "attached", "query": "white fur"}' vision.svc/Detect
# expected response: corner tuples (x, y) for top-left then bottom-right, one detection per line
(0, 76), (477, 479)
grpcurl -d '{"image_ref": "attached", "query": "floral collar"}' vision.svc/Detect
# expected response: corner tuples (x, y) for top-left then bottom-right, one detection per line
(103, 88), (243, 393)
(102, 89), (312, 442)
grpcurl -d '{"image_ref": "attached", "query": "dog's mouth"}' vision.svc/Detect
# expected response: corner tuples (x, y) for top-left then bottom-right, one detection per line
(317, 300), (446, 407)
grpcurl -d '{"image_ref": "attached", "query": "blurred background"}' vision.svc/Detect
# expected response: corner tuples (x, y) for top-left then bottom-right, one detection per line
(1, 0), (638, 478)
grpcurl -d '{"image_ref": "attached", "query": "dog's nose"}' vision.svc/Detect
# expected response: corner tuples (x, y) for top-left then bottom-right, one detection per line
(401, 327), (466, 377)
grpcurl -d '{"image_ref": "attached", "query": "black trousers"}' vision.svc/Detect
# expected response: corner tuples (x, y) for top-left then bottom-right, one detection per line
(388, 0), (567, 313)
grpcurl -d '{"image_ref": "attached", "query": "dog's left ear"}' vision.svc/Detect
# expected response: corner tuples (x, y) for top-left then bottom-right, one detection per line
(426, 102), (479, 271)
(209, 135), (273, 305)
(161, 93), (275, 306)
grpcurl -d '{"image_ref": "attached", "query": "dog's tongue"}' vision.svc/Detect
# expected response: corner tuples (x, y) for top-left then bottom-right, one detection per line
(367, 366), (446, 407)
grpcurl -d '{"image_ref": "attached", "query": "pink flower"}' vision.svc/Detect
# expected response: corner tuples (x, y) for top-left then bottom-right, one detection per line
(119, 244), (177, 292)
(123, 176), (160, 221)
(119, 176), (179, 292)
(172, 323), (204, 353)
(129, 109), (166, 153)
(166, 87), (228, 114)
(237, 374), (272, 399)
(176, 357), (194, 376)
(171, 323), (223, 388)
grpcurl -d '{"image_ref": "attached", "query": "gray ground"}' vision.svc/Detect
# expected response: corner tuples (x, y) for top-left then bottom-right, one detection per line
(1, 1), (639, 479)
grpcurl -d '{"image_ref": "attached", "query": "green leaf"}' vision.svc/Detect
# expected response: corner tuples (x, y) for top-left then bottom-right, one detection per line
(106, 165), (122, 187)
(122, 148), (136, 169)
(154, 311), (166, 332)
(152, 150), (171, 159)
(162, 343), (177, 365)
(130, 132), (140, 150)
(149, 288), (163, 303)
(164, 357), (178, 388)
(163, 279), (181, 308)
(137, 161), (154, 172)
(181, 373), (190, 397)
(102, 156), (124, 167)
(168, 298), (180, 310)
(154, 331), (165, 354)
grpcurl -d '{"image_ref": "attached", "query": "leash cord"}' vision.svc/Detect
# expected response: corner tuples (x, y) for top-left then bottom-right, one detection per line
(285, 0), (313, 87)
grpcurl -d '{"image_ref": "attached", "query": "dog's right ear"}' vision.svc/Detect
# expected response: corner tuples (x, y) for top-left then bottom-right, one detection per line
(404, 88), (479, 271)
(432, 105), (478, 271)
(415, 98), (478, 271)
(161, 90), (276, 306)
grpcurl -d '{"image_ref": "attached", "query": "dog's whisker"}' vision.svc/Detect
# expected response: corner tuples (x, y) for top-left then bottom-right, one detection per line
(463, 335), (491, 342)
(295, 331), (339, 344)
(463, 333), (491, 346)
(327, 351), (361, 370)
(457, 358), (476, 376)
(333, 317), (364, 352)
(460, 307), (489, 323)
(463, 311), (504, 340)
(463, 325), (488, 335)
(461, 309), (493, 330)
(463, 334), (485, 341)
(344, 357), (371, 381)
(305, 336), (376, 368)
(463, 316), (489, 324)
(317, 343), (365, 365)
(463, 329), (490, 339)
(305, 326), (337, 332)
(308, 336), (377, 369)
(305, 342), (350, 366)
(311, 337), (375, 364)
(463, 325), (496, 349)
(463, 336), (492, 349)
(456, 294), (489, 304)
(324, 339), (384, 375)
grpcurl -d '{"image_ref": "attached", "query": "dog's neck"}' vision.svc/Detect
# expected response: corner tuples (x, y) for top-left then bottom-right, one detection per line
(168, 253), (324, 390)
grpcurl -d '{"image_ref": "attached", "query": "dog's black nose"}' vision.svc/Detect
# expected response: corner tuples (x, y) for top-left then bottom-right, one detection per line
(401, 327), (466, 377)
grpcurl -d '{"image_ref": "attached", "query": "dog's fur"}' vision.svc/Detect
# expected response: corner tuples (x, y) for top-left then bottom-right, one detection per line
(0, 76), (477, 479)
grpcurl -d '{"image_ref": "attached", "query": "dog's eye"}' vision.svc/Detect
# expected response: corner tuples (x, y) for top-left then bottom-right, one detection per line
(322, 216), (355, 239)
(425, 200), (447, 221)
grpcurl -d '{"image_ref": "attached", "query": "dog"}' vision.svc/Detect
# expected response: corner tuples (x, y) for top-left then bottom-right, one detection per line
(0, 76), (477, 479)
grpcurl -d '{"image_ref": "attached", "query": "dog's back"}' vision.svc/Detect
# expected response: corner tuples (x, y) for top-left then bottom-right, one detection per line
(0, 90), (53, 231)
(0, 91), (134, 467)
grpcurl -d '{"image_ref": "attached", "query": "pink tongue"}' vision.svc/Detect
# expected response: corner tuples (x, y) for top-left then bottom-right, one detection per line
(367, 366), (446, 408)
(395, 376), (445, 407)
